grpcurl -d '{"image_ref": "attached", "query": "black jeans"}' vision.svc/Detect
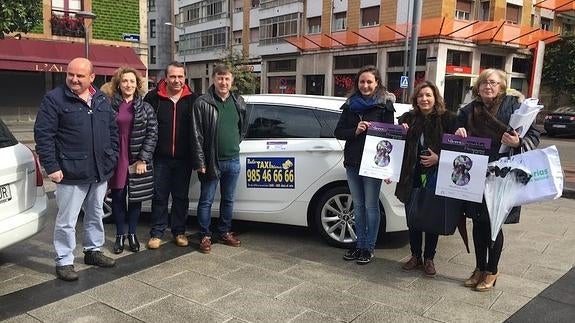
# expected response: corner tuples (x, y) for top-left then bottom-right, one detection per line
(472, 204), (504, 274)
(111, 188), (142, 235)
(149, 157), (192, 238)
(408, 228), (439, 260)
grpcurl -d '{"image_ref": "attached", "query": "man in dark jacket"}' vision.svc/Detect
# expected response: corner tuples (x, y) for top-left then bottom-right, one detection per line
(34, 57), (119, 281)
(144, 61), (199, 250)
(191, 64), (246, 254)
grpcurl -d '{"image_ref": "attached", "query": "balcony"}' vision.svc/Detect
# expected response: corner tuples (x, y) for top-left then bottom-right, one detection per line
(51, 11), (85, 38)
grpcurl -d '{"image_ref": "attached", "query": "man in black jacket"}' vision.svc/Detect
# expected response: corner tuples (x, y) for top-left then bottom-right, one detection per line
(144, 61), (198, 250)
(191, 64), (246, 254)
(34, 57), (119, 281)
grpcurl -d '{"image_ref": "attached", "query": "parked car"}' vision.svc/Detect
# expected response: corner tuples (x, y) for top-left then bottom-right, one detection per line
(105, 94), (411, 248)
(0, 118), (49, 250)
(544, 106), (575, 137)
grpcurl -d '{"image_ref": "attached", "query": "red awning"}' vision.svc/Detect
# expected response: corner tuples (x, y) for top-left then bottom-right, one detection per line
(534, 0), (575, 12)
(0, 38), (146, 76)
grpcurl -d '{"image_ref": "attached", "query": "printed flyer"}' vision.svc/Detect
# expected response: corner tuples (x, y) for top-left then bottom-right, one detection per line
(435, 134), (491, 203)
(359, 122), (406, 181)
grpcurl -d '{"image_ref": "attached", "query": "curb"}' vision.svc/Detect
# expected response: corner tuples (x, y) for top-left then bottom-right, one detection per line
(562, 189), (575, 200)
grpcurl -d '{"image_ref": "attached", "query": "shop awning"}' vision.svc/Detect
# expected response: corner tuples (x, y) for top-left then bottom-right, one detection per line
(285, 17), (560, 52)
(534, 0), (575, 12)
(0, 38), (146, 76)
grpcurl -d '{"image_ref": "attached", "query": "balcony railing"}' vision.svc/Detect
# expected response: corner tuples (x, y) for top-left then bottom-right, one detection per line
(51, 10), (85, 38)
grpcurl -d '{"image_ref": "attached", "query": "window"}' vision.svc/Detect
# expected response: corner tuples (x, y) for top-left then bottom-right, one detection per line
(541, 18), (552, 31)
(181, 0), (227, 26)
(259, 13), (300, 45)
(260, 0), (300, 9)
(308, 16), (321, 34)
(361, 6), (380, 27)
(150, 46), (156, 65)
(250, 27), (259, 42)
(182, 27), (228, 54)
(333, 74), (355, 97)
(447, 50), (471, 67)
(148, 0), (155, 11)
(51, 0), (82, 12)
(0, 119), (17, 149)
(314, 110), (339, 138)
(479, 1), (490, 21)
(234, 30), (242, 44)
(333, 12), (347, 31)
(455, 0), (472, 20)
(506, 4), (521, 24)
(252, 0), (260, 8)
(334, 54), (377, 70)
(387, 49), (427, 67)
(512, 58), (530, 74)
(480, 54), (504, 70)
(149, 19), (156, 38)
(234, 0), (243, 12)
(247, 104), (322, 139)
(268, 59), (296, 72)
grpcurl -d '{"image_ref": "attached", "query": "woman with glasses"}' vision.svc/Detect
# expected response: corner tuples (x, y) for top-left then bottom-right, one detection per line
(455, 68), (539, 291)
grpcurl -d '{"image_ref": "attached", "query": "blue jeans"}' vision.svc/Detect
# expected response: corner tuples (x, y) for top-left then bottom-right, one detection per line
(111, 188), (142, 235)
(149, 157), (192, 238)
(197, 158), (240, 237)
(346, 167), (382, 251)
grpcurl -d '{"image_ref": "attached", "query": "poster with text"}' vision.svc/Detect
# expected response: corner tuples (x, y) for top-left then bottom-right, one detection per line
(435, 134), (491, 203)
(359, 122), (406, 181)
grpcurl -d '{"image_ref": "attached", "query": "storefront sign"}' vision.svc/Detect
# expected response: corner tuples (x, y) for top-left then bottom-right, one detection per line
(446, 65), (472, 74)
(35, 63), (64, 72)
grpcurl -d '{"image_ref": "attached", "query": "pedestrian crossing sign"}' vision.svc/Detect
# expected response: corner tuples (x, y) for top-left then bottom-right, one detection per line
(400, 76), (409, 89)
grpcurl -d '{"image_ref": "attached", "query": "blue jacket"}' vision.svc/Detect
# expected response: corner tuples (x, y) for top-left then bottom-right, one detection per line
(34, 84), (119, 185)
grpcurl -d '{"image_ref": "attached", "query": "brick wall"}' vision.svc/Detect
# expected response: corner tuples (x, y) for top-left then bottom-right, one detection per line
(92, 0), (140, 42)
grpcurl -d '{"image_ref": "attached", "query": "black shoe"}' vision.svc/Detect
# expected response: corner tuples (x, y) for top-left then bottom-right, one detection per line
(113, 235), (125, 254)
(356, 249), (373, 265)
(343, 248), (361, 261)
(127, 234), (140, 252)
(56, 265), (79, 281)
(84, 251), (115, 267)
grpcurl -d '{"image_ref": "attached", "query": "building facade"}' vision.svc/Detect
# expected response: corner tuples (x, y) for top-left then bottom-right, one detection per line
(0, 0), (148, 121)
(172, 0), (571, 110)
(147, 0), (174, 84)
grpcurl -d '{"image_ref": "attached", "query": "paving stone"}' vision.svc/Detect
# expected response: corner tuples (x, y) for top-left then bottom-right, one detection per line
(208, 243), (248, 258)
(0, 274), (47, 297)
(491, 292), (531, 315)
(494, 274), (549, 298)
(286, 245), (355, 270)
(1, 314), (41, 322)
(290, 310), (341, 322)
(128, 261), (188, 284)
(130, 294), (229, 322)
(0, 266), (22, 282)
(230, 250), (302, 272)
(343, 258), (419, 288)
(347, 280), (440, 315)
(425, 298), (509, 323)
(278, 282), (374, 321)
(522, 265), (566, 284)
(44, 301), (141, 322)
(168, 252), (246, 278)
(355, 303), (438, 323)
(83, 277), (170, 312)
(150, 270), (239, 305)
(208, 289), (306, 322)
(283, 261), (362, 291)
(531, 253), (575, 272)
(239, 230), (317, 254)
(28, 293), (97, 321)
(219, 265), (302, 296)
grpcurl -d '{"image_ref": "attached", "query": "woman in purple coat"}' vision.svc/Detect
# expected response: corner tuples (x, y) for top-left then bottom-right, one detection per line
(107, 67), (158, 254)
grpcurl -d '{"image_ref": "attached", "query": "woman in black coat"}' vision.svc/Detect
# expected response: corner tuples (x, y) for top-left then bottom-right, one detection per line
(107, 67), (158, 254)
(455, 68), (539, 291)
(395, 81), (457, 277)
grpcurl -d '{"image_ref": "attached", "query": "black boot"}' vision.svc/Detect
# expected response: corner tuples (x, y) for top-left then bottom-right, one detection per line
(127, 234), (140, 252)
(113, 235), (125, 254)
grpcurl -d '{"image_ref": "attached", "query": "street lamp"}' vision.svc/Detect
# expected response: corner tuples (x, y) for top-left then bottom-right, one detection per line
(164, 22), (187, 78)
(76, 10), (97, 59)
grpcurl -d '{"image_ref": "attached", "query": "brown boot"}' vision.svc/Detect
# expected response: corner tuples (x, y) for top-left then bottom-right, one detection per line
(475, 271), (498, 292)
(199, 236), (212, 254)
(464, 269), (484, 287)
(423, 259), (436, 277)
(402, 256), (423, 271)
(219, 232), (241, 247)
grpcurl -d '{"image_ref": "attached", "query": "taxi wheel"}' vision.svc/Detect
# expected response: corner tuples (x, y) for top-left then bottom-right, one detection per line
(314, 186), (357, 249)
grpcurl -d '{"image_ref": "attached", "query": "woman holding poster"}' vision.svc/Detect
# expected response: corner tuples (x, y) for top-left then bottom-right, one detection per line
(455, 69), (540, 291)
(395, 81), (456, 277)
(334, 65), (395, 265)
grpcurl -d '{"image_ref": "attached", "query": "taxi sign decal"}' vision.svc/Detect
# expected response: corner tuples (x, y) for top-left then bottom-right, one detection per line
(246, 157), (295, 189)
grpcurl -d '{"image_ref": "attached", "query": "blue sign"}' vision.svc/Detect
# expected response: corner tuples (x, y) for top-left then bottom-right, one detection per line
(246, 157), (295, 189)
(400, 75), (409, 89)
(122, 33), (140, 42)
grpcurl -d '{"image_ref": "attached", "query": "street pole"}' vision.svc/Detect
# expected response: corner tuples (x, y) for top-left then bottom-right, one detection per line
(408, 0), (422, 98)
(76, 11), (97, 59)
(402, 0), (412, 103)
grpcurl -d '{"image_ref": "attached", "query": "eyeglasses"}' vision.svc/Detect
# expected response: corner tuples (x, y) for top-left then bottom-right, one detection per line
(480, 80), (500, 87)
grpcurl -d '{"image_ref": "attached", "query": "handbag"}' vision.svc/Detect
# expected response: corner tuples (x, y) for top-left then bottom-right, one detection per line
(509, 145), (563, 206)
(406, 187), (463, 235)
(127, 163), (154, 203)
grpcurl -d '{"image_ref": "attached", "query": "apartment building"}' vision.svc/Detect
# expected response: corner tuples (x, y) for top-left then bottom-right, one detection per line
(0, 0), (148, 120)
(147, 0), (174, 83)
(172, 0), (571, 109)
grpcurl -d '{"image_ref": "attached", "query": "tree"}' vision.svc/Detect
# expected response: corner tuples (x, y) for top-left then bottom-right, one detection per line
(0, 0), (42, 39)
(542, 35), (575, 105)
(219, 49), (258, 95)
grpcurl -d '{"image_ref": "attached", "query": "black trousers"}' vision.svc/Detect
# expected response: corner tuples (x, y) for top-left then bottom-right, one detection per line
(472, 206), (504, 274)
(408, 228), (439, 260)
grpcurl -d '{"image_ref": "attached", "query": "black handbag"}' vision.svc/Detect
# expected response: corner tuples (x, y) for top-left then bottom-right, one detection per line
(127, 163), (154, 203)
(406, 187), (463, 235)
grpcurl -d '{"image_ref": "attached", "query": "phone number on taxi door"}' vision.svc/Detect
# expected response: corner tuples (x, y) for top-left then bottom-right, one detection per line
(245, 157), (295, 188)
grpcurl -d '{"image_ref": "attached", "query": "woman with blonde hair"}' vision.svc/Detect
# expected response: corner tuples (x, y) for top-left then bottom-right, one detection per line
(455, 68), (539, 291)
(107, 67), (158, 254)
